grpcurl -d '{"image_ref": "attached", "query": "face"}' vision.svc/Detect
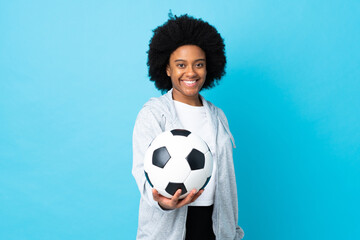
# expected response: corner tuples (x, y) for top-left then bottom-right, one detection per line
(166, 45), (207, 106)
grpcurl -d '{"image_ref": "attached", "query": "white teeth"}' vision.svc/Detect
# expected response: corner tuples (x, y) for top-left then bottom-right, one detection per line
(184, 81), (196, 83)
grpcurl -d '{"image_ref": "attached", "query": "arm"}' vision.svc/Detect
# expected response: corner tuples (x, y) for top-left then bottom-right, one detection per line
(132, 105), (163, 208)
(132, 105), (202, 210)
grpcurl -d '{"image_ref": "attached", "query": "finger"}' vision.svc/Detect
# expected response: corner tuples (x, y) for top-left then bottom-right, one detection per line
(171, 189), (182, 202)
(152, 189), (160, 201)
(191, 189), (204, 202)
(177, 189), (197, 208)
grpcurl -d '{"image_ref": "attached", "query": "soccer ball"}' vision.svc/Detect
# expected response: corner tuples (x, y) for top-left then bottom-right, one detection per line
(144, 129), (213, 199)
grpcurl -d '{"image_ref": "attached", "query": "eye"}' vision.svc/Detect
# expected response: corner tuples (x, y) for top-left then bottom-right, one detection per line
(177, 63), (185, 68)
(196, 62), (205, 68)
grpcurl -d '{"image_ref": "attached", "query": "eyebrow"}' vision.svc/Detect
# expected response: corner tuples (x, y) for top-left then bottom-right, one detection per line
(174, 58), (206, 62)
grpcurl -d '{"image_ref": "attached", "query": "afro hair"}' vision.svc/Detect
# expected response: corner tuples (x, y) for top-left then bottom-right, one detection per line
(147, 14), (226, 92)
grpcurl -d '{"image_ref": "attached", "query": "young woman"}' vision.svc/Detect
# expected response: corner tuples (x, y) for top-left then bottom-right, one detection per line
(132, 14), (244, 240)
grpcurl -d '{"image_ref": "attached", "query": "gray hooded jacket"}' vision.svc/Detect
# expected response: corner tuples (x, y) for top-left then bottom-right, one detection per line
(132, 89), (244, 239)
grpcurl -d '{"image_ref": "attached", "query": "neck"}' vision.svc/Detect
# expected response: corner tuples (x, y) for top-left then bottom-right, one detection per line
(172, 92), (203, 106)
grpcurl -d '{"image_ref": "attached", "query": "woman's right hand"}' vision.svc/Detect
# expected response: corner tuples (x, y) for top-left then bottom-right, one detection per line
(152, 188), (204, 210)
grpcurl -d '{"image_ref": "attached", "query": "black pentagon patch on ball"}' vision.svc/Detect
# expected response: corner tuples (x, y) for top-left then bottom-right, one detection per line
(186, 149), (205, 170)
(152, 147), (171, 168)
(170, 129), (191, 137)
(200, 176), (211, 190)
(165, 182), (187, 196)
(144, 171), (153, 188)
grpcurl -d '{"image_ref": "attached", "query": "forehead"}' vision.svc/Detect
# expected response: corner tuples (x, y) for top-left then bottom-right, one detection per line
(169, 45), (206, 61)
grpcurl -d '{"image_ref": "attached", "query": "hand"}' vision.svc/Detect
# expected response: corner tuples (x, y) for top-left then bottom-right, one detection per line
(152, 188), (204, 210)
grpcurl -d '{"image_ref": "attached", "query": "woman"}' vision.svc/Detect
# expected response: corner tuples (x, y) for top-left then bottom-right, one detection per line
(132, 14), (244, 240)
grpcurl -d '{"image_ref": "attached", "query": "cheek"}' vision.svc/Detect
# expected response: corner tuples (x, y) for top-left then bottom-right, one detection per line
(172, 69), (184, 78)
(169, 71), (180, 84)
(200, 69), (207, 79)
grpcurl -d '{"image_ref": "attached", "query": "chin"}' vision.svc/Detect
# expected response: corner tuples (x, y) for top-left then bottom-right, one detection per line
(183, 88), (200, 96)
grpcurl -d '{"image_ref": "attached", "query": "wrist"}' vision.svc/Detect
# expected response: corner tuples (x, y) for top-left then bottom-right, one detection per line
(158, 202), (172, 211)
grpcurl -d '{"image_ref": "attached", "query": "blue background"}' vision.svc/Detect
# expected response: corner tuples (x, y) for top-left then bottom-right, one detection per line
(1, 0), (359, 239)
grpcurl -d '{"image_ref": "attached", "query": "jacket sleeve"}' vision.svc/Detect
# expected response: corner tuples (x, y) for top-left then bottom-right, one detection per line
(217, 107), (245, 239)
(132, 105), (167, 210)
(217, 108), (236, 148)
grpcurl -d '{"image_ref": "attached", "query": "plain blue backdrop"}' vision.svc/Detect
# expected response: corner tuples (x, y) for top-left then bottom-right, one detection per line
(1, 0), (359, 239)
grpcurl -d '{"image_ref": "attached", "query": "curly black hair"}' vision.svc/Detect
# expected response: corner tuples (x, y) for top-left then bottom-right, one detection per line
(147, 14), (226, 92)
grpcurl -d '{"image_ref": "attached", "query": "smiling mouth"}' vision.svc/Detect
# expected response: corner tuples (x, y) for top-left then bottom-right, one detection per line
(182, 79), (198, 87)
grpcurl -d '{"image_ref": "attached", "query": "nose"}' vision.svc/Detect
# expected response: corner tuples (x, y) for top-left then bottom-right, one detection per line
(185, 66), (197, 78)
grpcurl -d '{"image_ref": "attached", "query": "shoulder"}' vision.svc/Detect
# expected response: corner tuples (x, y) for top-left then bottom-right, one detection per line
(135, 91), (174, 129)
(138, 93), (172, 118)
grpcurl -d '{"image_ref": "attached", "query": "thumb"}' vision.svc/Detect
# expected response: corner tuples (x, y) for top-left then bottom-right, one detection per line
(152, 189), (160, 201)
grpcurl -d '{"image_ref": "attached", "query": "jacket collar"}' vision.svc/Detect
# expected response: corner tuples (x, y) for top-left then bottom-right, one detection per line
(163, 88), (217, 121)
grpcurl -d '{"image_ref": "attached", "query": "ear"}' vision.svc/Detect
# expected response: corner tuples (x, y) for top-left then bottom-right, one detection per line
(166, 64), (170, 77)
